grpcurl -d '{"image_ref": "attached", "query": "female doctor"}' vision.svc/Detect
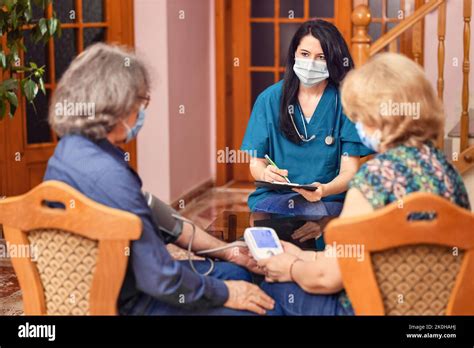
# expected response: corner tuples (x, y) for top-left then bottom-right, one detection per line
(241, 20), (373, 219)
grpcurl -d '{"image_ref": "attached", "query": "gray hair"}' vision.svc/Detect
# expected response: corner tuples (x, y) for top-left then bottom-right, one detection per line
(49, 43), (151, 140)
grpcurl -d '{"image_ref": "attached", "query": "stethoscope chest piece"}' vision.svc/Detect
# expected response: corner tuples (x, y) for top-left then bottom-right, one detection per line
(325, 135), (334, 146)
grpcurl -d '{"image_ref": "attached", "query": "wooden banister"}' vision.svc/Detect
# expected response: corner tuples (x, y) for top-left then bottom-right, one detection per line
(460, 0), (471, 152)
(369, 0), (445, 56)
(351, 5), (371, 67)
(350, 0), (474, 161)
(456, 146), (474, 175)
(388, 39), (398, 53)
(412, 22), (423, 65)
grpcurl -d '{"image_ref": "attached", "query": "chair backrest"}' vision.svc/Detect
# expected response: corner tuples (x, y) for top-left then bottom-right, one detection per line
(0, 181), (142, 315)
(325, 193), (474, 315)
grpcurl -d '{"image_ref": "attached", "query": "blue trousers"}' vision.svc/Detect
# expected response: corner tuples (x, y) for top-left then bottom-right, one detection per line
(253, 192), (343, 217)
(140, 261), (256, 316)
(261, 282), (354, 316)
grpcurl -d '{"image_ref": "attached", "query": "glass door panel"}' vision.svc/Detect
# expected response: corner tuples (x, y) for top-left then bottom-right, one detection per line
(310, 0), (335, 18)
(280, 0), (305, 18)
(24, 0), (107, 145)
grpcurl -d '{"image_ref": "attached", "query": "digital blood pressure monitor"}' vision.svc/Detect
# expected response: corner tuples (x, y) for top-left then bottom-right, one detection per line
(244, 227), (284, 261)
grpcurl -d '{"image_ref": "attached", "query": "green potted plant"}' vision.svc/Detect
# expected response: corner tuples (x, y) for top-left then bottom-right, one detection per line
(0, 0), (61, 119)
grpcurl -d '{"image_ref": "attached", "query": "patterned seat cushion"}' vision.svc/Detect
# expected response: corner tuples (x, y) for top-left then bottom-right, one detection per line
(28, 229), (98, 315)
(371, 244), (464, 315)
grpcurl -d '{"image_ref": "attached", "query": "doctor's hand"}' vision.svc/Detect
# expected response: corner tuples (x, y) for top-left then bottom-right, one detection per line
(293, 182), (325, 202)
(224, 280), (275, 315)
(262, 165), (288, 183)
(257, 253), (299, 283)
(291, 217), (333, 243)
(291, 221), (322, 242)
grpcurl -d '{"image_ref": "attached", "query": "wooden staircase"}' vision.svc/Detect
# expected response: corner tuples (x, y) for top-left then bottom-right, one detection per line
(350, 0), (474, 179)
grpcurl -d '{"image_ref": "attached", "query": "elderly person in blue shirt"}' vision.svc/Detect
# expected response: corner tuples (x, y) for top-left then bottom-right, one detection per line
(44, 43), (274, 315)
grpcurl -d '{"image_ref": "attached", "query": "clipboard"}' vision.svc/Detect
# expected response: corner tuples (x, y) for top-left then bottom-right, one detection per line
(254, 180), (318, 192)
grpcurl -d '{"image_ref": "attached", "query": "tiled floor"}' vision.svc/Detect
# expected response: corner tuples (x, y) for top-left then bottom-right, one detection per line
(0, 187), (251, 315)
(165, 187), (251, 260)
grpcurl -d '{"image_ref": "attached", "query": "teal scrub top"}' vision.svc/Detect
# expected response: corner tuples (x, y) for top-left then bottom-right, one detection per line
(241, 80), (374, 210)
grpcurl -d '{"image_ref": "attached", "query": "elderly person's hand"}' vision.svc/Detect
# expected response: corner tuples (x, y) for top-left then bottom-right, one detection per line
(257, 253), (300, 283)
(225, 246), (265, 275)
(224, 281), (275, 315)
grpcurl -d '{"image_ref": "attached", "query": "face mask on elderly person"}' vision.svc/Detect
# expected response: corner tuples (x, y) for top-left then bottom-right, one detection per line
(355, 121), (381, 152)
(122, 106), (146, 143)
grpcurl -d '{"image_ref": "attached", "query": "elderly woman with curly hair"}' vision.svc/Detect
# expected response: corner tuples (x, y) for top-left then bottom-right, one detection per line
(257, 52), (471, 316)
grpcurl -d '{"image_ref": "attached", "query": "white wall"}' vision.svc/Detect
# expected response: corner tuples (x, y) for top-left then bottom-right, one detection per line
(135, 0), (171, 201)
(134, 0), (216, 203)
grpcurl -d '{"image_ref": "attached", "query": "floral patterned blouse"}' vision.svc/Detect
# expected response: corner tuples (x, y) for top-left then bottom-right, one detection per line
(349, 142), (471, 210)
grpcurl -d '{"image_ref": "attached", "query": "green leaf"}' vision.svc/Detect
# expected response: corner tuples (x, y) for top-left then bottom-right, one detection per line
(38, 18), (47, 35)
(22, 79), (39, 103)
(24, 3), (33, 22)
(6, 91), (18, 117)
(0, 0), (61, 119)
(38, 77), (46, 95)
(0, 51), (6, 69)
(48, 18), (58, 36)
(11, 9), (17, 28)
(2, 79), (18, 91)
(6, 91), (18, 107)
(4, 0), (14, 12)
(32, 26), (43, 43)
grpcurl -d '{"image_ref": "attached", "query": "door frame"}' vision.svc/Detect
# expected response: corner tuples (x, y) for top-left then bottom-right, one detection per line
(0, 0), (136, 197)
(216, 0), (234, 186)
(215, 0), (353, 186)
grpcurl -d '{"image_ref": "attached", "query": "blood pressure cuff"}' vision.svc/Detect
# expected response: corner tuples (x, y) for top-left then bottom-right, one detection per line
(143, 191), (184, 244)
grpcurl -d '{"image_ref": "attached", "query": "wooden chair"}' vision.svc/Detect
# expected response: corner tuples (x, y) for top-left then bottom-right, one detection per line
(325, 192), (474, 315)
(0, 181), (142, 315)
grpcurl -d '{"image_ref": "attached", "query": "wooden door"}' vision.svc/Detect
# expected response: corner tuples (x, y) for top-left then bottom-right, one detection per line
(217, 0), (352, 185)
(0, 0), (135, 197)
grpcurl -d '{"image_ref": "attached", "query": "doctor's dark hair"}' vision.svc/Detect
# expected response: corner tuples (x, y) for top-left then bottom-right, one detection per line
(280, 20), (354, 143)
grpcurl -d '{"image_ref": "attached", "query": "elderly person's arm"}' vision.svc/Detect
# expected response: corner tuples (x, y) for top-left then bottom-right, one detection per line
(174, 224), (261, 273)
(271, 187), (367, 291)
(257, 244), (343, 294)
(257, 188), (374, 294)
(145, 194), (261, 273)
(339, 187), (374, 217)
(98, 168), (273, 314)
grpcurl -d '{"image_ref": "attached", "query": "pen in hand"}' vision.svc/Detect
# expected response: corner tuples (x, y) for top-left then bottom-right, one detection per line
(264, 155), (291, 183)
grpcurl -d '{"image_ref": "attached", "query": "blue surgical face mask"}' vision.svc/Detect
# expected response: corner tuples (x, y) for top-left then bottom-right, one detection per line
(293, 58), (329, 87)
(355, 121), (381, 152)
(122, 107), (146, 143)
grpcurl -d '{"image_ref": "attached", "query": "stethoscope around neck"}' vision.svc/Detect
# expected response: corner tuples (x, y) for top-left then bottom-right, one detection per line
(289, 92), (339, 146)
